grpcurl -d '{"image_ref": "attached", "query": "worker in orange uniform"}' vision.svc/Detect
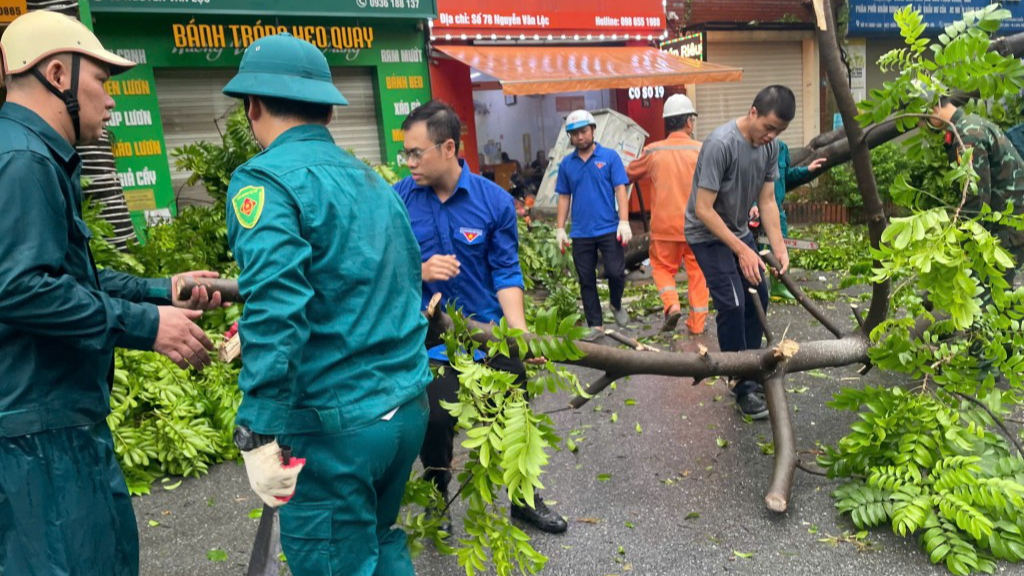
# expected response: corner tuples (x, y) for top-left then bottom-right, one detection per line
(627, 94), (709, 334)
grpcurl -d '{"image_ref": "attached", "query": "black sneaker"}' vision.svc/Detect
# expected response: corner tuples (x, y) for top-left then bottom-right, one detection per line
(511, 496), (568, 534)
(736, 392), (769, 420)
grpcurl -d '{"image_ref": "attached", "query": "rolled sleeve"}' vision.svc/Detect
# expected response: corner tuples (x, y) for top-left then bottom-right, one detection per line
(488, 198), (525, 291)
(227, 169), (315, 434)
(0, 152), (159, 353)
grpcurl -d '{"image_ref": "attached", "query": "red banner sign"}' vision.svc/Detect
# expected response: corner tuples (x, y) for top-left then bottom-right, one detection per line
(432, 0), (665, 36)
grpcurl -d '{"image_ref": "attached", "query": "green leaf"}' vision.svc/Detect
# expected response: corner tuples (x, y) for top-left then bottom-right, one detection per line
(733, 551), (753, 559)
(624, 398), (637, 406)
(147, 520), (160, 527)
(635, 422), (643, 434)
(597, 473), (612, 482)
(248, 508), (263, 519)
(610, 412), (618, 423)
(625, 521), (635, 529)
(163, 480), (183, 491)
(716, 437), (729, 448)
(206, 549), (228, 562)
(685, 512), (700, 520)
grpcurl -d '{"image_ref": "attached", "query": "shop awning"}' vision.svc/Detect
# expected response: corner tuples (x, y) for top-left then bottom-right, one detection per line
(434, 45), (742, 96)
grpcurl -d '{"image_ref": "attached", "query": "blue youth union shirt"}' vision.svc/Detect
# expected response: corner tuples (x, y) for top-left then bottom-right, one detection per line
(555, 143), (629, 239)
(394, 159), (525, 325)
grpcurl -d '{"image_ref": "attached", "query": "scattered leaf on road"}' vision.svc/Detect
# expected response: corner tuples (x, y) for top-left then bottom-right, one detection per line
(206, 549), (228, 562)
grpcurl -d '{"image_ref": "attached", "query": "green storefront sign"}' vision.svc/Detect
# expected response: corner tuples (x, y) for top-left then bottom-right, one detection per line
(91, 0), (437, 19)
(94, 12), (432, 236)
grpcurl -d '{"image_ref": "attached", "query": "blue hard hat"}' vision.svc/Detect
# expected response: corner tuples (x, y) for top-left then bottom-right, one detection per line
(223, 33), (348, 106)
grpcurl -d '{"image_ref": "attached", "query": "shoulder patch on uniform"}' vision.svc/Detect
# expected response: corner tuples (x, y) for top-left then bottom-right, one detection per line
(232, 186), (265, 229)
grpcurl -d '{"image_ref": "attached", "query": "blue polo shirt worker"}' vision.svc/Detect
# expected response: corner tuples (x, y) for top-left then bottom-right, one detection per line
(683, 86), (795, 420)
(221, 34), (433, 576)
(0, 12), (221, 576)
(394, 100), (568, 534)
(555, 109), (632, 339)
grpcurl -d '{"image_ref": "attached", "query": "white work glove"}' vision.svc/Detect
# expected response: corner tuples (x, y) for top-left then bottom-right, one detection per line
(617, 221), (633, 246)
(555, 228), (572, 253)
(241, 440), (306, 507)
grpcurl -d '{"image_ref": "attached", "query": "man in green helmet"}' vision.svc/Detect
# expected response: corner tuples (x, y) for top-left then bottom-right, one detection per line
(221, 33), (432, 575)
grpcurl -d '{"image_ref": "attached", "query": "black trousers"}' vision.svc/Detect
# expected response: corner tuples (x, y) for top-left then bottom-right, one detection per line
(571, 232), (626, 327)
(419, 354), (527, 491)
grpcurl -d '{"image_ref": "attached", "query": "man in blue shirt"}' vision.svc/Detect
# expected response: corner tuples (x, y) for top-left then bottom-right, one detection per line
(394, 100), (568, 534)
(554, 110), (632, 338)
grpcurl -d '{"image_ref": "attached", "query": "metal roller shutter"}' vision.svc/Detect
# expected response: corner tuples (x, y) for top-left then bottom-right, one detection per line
(153, 67), (382, 203)
(693, 42), (804, 147)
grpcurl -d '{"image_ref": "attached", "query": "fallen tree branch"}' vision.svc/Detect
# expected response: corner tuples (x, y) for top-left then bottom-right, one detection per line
(787, 32), (1024, 185)
(761, 252), (846, 338)
(748, 287), (774, 345)
(764, 367), (797, 512)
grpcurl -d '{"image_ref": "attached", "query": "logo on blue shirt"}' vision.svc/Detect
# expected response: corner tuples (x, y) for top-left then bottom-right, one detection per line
(459, 227), (483, 243)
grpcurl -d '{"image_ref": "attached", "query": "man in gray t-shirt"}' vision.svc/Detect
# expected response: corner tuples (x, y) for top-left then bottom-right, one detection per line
(683, 85), (795, 420)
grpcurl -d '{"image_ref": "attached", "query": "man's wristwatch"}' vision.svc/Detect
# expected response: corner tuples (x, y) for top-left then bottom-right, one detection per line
(233, 425), (275, 452)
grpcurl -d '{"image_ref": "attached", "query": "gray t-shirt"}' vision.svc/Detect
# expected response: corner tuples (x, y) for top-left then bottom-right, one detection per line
(684, 120), (779, 244)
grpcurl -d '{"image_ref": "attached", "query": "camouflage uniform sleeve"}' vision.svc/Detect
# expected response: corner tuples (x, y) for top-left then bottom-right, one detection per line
(960, 126), (993, 218)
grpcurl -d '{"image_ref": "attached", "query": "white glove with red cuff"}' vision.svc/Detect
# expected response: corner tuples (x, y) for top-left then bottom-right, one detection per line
(241, 440), (306, 507)
(617, 221), (633, 246)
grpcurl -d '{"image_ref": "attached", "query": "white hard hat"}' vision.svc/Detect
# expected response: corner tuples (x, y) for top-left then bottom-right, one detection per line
(1, 11), (134, 76)
(663, 94), (697, 118)
(565, 109), (596, 132)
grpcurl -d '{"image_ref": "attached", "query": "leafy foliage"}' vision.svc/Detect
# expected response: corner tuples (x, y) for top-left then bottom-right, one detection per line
(789, 224), (870, 271)
(171, 105), (259, 211)
(821, 143), (926, 208)
(822, 7), (1024, 574)
(399, 306), (588, 575)
(109, 349), (243, 495)
(820, 386), (1024, 575)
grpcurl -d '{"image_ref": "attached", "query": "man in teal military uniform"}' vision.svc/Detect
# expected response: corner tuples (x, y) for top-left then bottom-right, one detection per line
(0, 11), (222, 576)
(222, 33), (432, 576)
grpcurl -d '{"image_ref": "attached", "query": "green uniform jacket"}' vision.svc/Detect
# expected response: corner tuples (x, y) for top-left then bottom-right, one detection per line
(226, 124), (430, 435)
(775, 141), (809, 237)
(946, 108), (1024, 248)
(0, 103), (168, 438)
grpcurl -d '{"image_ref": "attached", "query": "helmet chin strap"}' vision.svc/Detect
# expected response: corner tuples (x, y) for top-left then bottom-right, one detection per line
(31, 54), (83, 144)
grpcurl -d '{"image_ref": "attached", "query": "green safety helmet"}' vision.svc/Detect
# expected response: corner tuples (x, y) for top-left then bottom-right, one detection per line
(223, 33), (348, 106)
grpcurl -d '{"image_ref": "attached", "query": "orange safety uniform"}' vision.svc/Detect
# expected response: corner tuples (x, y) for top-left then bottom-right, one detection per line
(626, 131), (708, 334)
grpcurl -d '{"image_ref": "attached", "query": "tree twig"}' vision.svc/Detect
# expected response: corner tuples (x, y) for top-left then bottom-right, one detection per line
(761, 251), (845, 338)
(748, 287), (774, 345)
(954, 391), (1024, 458)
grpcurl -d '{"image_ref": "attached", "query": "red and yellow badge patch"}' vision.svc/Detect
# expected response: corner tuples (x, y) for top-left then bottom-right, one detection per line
(460, 227), (482, 243)
(232, 186), (265, 229)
